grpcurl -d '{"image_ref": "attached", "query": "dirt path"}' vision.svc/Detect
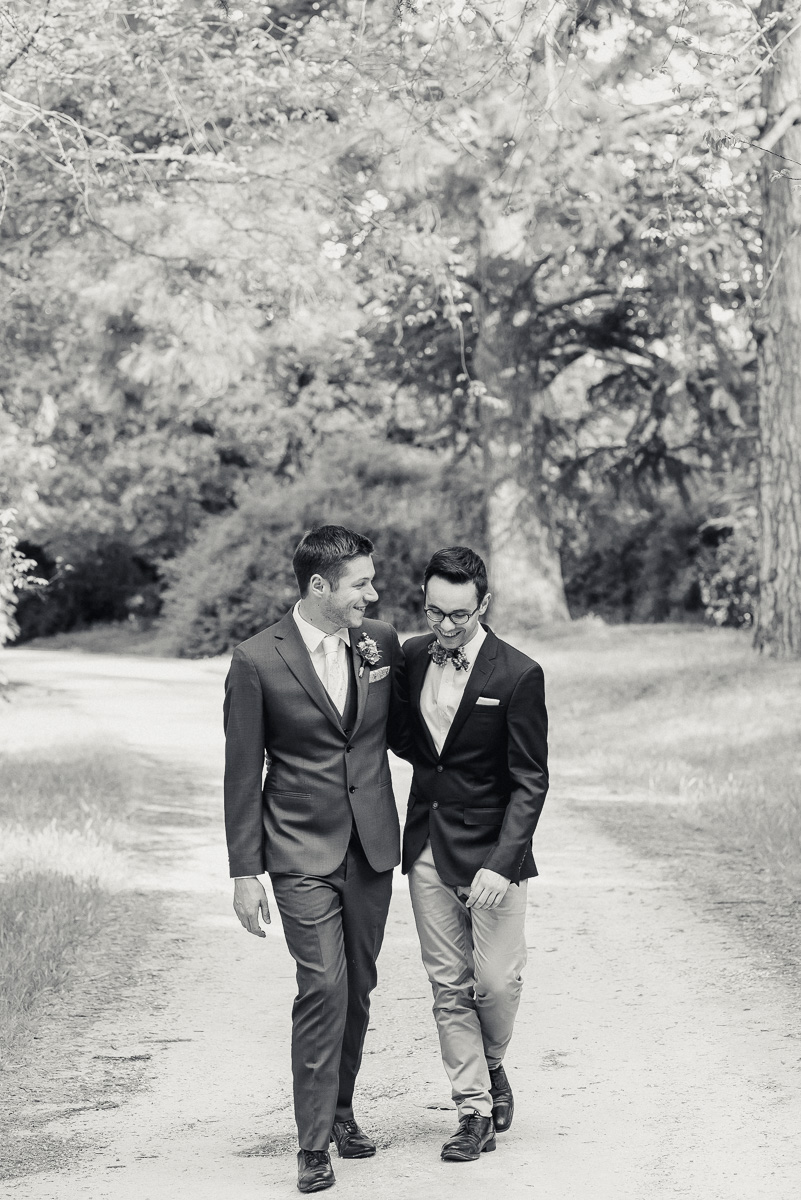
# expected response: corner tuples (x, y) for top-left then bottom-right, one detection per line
(2, 647), (800, 1199)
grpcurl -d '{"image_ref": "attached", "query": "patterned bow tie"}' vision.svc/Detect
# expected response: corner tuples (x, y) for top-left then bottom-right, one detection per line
(428, 640), (470, 671)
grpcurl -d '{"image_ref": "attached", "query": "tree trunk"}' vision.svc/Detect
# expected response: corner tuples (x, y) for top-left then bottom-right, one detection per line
(466, 0), (575, 631)
(754, 0), (801, 656)
(485, 471), (570, 628)
(475, 304), (570, 631)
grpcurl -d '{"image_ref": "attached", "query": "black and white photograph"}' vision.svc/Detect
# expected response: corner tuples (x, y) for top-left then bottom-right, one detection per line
(1, 2), (800, 1197)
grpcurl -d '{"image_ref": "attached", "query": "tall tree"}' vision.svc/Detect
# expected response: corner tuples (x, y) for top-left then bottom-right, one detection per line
(351, 1), (756, 626)
(1, 1), (388, 579)
(754, 0), (801, 656)
(0, 0), (768, 640)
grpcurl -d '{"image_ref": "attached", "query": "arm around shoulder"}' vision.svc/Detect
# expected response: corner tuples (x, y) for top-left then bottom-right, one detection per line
(386, 625), (413, 761)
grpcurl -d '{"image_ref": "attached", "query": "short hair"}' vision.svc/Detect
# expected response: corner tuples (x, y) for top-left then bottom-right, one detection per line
(292, 525), (374, 596)
(423, 546), (489, 603)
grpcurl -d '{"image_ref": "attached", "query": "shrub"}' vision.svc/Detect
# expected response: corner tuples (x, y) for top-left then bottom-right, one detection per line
(696, 511), (758, 629)
(13, 539), (160, 642)
(160, 436), (486, 656)
(1, 509), (44, 647)
(562, 493), (758, 627)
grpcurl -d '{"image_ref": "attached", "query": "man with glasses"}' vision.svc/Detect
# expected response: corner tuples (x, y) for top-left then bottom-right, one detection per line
(401, 546), (548, 1163)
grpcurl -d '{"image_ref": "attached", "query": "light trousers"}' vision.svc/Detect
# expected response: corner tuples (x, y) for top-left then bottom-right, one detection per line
(408, 841), (527, 1119)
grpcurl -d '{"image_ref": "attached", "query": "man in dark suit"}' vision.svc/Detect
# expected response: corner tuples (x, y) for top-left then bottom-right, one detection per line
(402, 546), (548, 1163)
(223, 525), (408, 1194)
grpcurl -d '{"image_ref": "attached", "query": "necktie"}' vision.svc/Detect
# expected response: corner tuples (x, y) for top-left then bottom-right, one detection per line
(322, 634), (348, 713)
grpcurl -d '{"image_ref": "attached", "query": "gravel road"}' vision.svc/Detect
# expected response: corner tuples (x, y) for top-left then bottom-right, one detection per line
(1, 647), (800, 1199)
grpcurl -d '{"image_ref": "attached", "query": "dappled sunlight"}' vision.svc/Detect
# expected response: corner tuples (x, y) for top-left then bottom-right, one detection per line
(0, 824), (125, 890)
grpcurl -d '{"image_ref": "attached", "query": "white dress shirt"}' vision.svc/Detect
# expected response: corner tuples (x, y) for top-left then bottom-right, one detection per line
(420, 624), (487, 755)
(293, 601), (351, 709)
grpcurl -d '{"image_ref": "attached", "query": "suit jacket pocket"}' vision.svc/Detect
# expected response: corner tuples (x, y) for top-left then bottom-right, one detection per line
(264, 789), (312, 802)
(463, 806), (505, 826)
(468, 704), (504, 720)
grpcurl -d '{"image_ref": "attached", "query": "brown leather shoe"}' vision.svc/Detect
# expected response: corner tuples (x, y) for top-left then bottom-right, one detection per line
(440, 1112), (496, 1161)
(297, 1149), (335, 1193)
(489, 1064), (514, 1133)
(330, 1119), (376, 1159)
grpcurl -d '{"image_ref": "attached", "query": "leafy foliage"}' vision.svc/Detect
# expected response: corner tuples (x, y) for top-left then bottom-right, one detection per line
(0, 510), (45, 650)
(562, 491), (759, 628)
(0, 1), (779, 643)
(160, 436), (486, 655)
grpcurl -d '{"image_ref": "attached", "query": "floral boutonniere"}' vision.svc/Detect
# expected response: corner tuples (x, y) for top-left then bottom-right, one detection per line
(356, 633), (382, 677)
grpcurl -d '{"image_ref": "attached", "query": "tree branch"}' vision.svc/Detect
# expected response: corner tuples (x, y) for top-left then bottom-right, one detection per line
(537, 286), (613, 316)
(0, 0), (52, 79)
(759, 100), (801, 151)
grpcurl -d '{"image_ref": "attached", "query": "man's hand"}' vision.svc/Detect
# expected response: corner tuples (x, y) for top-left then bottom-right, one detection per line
(233, 876), (271, 937)
(466, 868), (511, 910)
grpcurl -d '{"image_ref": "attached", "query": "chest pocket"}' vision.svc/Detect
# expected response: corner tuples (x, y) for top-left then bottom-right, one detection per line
(469, 700), (505, 717)
(463, 806), (505, 825)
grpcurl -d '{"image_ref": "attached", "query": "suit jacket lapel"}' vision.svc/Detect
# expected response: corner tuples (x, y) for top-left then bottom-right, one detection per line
(409, 634), (441, 761)
(439, 627), (498, 758)
(349, 643), (371, 738)
(273, 610), (345, 735)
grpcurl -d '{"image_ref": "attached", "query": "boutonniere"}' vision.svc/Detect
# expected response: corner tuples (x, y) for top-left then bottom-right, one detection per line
(356, 633), (382, 677)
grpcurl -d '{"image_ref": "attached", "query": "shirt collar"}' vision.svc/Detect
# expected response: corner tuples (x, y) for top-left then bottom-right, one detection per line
(293, 601), (350, 653)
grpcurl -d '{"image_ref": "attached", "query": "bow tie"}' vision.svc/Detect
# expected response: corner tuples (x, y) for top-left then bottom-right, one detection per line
(428, 641), (470, 671)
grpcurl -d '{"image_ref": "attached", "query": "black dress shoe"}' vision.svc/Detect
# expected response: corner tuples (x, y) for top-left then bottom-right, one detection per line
(330, 1119), (376, 1159)
(489, 1064), (514, 1133)
(440, 1112), (496, 1162)
(297, 1149), (335, 1193)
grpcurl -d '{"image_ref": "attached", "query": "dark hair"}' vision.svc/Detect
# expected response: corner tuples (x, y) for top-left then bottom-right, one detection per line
(424, 546), (489, 603)
(292, 525), (374, 596)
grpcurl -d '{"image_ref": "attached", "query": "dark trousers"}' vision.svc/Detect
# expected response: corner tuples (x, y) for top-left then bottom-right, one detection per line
(270, 833), (393, 1150)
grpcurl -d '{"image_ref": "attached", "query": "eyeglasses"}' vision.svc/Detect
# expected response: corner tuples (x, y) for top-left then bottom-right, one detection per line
(424, 604), (480, 627)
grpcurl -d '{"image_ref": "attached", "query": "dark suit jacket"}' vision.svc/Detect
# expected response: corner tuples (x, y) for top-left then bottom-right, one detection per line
(223, 610), (408, 878)
(401, 625), (548, 886)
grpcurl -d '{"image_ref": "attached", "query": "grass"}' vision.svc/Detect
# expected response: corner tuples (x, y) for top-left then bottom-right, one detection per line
(0, 750), (143, 829)
(0, 872), (100, 1055)
(0, 749), (157, 1055)
(526, 622), (801, 885)
(19, 620), (178, 656)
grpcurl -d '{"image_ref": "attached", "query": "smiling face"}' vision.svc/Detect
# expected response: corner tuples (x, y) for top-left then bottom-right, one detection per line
(315, 555), (379, 630)
(424, 574), (490, 650)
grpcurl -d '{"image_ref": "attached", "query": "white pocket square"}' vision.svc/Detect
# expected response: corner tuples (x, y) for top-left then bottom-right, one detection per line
(369, 665), (390, 682)
(476, 696), (500, 706)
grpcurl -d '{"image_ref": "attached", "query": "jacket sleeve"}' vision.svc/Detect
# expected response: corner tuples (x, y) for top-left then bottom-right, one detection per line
(482, 663), (549, 881)
(223, 646), (267, 878)
(386, 627), (413, 761)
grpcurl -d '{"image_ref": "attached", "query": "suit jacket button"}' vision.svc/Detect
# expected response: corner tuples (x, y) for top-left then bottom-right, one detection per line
(349, 785), (356, 793)
(346, 746), (352, 753)
(436, 765), (443, 773)
(432, 801), (439, 809)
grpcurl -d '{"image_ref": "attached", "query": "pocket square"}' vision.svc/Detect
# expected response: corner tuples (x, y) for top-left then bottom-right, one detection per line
(369, 665), (390, 682)
(476, 696), (500, 706)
